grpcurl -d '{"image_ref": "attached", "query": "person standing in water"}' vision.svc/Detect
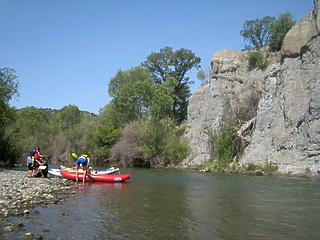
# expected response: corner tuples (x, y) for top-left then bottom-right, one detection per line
(75, 154), (89, 183)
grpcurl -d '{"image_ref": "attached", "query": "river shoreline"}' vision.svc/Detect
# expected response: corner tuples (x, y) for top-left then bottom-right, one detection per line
(0, 168), (74, 219)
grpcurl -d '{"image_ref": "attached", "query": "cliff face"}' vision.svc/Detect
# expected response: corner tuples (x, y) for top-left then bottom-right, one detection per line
(184, 1), (320, 176)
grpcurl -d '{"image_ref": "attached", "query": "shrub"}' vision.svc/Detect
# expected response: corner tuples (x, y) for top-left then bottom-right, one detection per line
(206, 120), (236, 170)
(245, 161), (278, 173)
(110, 118), (189, 167)
(163, 135), (189, 165)
(247, 50), (268, 69)
(215, 121), (235, 162)
(261, 162), (278, 173)
(246, 163), (258, 171)
(109, 122), (144, 167)
(234, 87), (261, 123)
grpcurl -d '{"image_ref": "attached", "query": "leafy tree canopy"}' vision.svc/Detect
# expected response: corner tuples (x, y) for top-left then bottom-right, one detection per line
(16, 106), (49, 133)
(0, 67), (19, 103)
(0, 67), (19, 127)
(142, 46), (201, 123)
(0, 67), (20, 166)
(148, 79), (175, 120)
(240, 16), (276, 50)
(58, 104), (81, 130)
(196, 68), (210, 84)
(240, 12), (296, 51)
(108, 66), (154, 125)
(142, 46), (201, 85)
(269, 12), (296, 51)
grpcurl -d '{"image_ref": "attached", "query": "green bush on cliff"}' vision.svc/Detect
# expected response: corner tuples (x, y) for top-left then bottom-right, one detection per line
(247, 50), (268, 69)
(215, 122), (235, 162)
(206, 120), (236, 170)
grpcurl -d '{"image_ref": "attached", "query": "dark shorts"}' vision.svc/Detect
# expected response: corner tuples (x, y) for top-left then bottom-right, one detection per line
(28, 163), (33, 170)
(33, 161), (39, 170)
(76, 158), (88, 167)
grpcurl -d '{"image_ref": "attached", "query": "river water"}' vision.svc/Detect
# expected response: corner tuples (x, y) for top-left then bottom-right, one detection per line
(2, 167), (320, 239)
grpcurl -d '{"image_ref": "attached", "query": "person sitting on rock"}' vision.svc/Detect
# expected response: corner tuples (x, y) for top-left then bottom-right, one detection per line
(35, 156), (48, 178)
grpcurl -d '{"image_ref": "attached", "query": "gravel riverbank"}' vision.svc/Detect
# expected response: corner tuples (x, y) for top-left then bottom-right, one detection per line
(0, 168), (73, 219)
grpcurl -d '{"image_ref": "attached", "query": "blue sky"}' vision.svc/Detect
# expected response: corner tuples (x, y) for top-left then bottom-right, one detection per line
(1, 0), (313, 114)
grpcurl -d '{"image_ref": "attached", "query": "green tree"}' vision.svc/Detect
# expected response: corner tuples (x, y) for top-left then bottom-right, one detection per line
(99, 102), (122, 128)
(240, 16), (276, 50)
(269, 12), (296, 51)
(142, 46), (201, 123)
(0, 67), (19, 127)
(16, 107), (49, 133)
(197, 69), (210, 84)
(92, 123), (121, 163)
(149, 80), (174, 120)
(0, 68), (19, 103)
(62, 114), (110, 165)
(14, 107), (51, 149)
(0, 67), (20, 166)
(108, 66), (154, 125)
(58, 104), (81, 130)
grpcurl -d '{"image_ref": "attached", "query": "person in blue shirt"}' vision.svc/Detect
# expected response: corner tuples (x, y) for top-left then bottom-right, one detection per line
(27, 151), (35, 177)
(75, 154), (90, 183)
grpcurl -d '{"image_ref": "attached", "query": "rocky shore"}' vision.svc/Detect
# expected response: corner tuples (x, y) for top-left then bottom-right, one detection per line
(0, 169), (73, 219)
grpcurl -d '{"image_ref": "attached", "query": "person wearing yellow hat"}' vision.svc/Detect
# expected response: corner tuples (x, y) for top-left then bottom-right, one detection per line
(75, 154), (89, 183)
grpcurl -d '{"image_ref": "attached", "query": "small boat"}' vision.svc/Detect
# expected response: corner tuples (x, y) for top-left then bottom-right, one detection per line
(60, 165), (121, 175)
(60, 170), (133, 182)
(48, 168), (63, 177)
(93, 168), (121, 175)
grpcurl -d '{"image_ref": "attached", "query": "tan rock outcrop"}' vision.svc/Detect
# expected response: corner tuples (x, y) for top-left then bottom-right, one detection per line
(184, 2), (320, 176)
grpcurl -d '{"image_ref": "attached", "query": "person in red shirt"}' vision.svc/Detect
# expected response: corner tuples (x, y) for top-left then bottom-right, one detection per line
(33, 147), (43, 176)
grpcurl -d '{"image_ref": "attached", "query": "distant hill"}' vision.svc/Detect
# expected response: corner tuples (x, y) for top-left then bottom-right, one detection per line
(42, 108), (98, 117)
(16, 107), (98, 117)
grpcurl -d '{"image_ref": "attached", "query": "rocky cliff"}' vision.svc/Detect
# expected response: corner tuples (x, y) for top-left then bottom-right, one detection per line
(184, 1), (320, 177)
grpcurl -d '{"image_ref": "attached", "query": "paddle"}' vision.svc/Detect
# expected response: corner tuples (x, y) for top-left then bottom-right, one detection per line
(71, 152), (78, 158)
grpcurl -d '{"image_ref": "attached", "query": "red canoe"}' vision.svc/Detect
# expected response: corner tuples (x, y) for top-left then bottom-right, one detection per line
(60, 170), (132, 182)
